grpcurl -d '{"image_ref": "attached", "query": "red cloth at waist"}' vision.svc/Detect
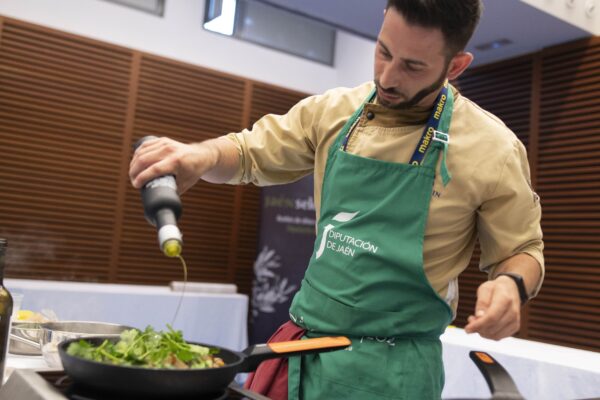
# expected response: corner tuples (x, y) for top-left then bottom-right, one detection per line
(244, 321), (306, 400)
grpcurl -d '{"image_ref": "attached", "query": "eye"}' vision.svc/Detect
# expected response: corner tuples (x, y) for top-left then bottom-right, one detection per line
(378, 46), (392, 59)
(405, 63), (425, 73)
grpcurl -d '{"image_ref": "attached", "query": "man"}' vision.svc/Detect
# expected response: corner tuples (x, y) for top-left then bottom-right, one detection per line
(130, 0), (544, 398)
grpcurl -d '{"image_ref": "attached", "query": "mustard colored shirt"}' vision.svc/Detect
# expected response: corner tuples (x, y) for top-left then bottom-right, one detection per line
(226, 82), (544, 313)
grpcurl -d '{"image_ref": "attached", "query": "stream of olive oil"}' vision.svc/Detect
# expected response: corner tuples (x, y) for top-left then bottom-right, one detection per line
(170, 255), (187, 326)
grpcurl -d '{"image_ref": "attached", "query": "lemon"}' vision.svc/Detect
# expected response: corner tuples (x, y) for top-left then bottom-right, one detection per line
(17, 310), (34, 321)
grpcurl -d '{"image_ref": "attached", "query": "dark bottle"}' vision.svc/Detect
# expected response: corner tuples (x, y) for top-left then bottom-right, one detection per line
(0, 239), (13, 385)
(133, 136), (183, 257)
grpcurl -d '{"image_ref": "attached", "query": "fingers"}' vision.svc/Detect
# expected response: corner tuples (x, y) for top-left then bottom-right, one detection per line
(130, 137), (178, 188)
(129, 136), (214, 194)
(463, 282), (494, 333)
(475, 281), (494, 317)
(131, 137), (163, 170)
(464, 281), (520, 340)
(130, 137), (159, 186)
(132, 158), (178, 190)
(485, 310), (520, 339)
(470, 301), (514, 340)
(465, 282), (494, 328)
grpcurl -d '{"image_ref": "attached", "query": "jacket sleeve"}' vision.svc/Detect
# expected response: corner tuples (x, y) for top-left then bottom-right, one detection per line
(477, 139), (545, 296)
(225, 94), (327, 186)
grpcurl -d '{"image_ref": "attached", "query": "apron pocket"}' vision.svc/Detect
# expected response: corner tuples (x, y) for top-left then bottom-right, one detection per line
(299, 338), (444, 400)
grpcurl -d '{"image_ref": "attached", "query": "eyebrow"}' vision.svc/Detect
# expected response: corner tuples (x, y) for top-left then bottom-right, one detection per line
(378, 40), (428, 67)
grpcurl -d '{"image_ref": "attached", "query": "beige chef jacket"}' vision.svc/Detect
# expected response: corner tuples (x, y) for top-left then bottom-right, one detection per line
(226, 82), (544, 313)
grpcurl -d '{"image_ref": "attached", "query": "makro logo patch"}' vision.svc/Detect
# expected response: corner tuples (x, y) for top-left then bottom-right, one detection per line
(315, 211), (379, 259)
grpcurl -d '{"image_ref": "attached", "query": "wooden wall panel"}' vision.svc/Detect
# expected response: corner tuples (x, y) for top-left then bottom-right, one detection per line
(0, 16), (307, 300)
(453, 56), (533, 331)
(231, 82), (309, 295)
(248, 82), (307, 124)
(2, 14), (599, 351)
(0, 18), (131, 281)
(528, 37), (600, 351)
(230, 185), (261, 296)
(116, 55), (250, 287)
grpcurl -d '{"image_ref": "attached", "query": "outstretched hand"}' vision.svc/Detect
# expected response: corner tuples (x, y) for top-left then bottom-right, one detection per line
(129, 137), (216, 194)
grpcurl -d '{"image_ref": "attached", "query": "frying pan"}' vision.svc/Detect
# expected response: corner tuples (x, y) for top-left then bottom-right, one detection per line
(58, 335), (351, 398)
(446, 351), (525, 400)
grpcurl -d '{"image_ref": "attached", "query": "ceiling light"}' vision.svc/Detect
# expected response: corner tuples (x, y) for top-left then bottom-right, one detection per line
(474, 38), (513, 52)
(204, 0), (238, 36)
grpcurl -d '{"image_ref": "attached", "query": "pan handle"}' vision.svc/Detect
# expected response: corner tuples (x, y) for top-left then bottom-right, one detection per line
(240, 336), (351, 372)
(468, 351), (525, 400)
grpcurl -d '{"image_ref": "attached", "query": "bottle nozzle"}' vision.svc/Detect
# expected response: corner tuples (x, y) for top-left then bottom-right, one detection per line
(162, 239), (182, 258)
(158, 224), (183, 257)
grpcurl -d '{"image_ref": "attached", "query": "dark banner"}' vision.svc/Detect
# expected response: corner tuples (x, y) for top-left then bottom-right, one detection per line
(250, 175), (316, 344)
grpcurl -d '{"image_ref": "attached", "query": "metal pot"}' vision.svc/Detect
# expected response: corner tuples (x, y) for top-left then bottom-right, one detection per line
(9, 321), (133, 368)
(9, 322), (43, 356)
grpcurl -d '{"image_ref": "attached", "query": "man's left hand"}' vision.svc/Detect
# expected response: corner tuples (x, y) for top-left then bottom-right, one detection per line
(464, 276), (521, 340)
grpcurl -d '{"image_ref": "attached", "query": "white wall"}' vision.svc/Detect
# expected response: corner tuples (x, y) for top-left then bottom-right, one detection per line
(520, 0), (599, 35)
(0, 0), (375, 94)
(335, 29), (376, 90)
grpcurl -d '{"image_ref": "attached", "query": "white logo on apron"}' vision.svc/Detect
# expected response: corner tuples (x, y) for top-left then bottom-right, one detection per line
(315, 212), (379, 259)
(315, 212), (358, 259)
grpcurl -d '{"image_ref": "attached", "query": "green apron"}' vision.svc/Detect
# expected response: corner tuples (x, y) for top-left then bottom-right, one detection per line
(287, 84), (455, 399)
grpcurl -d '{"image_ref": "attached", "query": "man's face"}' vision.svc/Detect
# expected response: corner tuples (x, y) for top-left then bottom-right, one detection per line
(374, 7), (450, 109)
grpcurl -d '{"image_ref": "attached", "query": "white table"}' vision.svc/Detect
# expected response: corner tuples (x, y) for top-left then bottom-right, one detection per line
(441, 327), (600, 400)
(5, 278), (249, 351)
(5, 326), (600, 400)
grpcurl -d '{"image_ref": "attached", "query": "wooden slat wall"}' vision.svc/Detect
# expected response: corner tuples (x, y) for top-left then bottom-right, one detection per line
(528, 37), (600, 351)
(0, 19), (131, 281)
(0, 16), (307, 299)
(229, 184), (261, 296)
(456, 39), (600, 352)
(2, 15), (599, 351)
(453, 56), (534, 330)
(248, 82), (307, 125)
(116, 55), (247, 285)
(232, 82), (313, 294)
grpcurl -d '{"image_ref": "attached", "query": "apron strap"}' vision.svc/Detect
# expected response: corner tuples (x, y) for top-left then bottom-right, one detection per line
(423, 87), (454, 186)
(331, 84), (455, 187)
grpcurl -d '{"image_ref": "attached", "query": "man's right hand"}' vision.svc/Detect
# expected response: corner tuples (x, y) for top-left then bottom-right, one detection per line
(129, 137), (221, 194)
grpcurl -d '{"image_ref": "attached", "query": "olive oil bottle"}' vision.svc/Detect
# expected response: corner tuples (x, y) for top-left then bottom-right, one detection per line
(133, 136), (183, 257)
(0, 239), (13, 385)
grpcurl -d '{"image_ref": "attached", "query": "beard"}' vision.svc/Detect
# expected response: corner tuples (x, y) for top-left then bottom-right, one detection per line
(375, 64), (449, 110)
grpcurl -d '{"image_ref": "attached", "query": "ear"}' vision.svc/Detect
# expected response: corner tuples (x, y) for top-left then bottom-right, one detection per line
(447, 52), (474, 80)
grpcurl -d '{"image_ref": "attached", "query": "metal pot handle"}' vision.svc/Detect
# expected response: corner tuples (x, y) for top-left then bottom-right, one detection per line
(9, 332), (41, 350)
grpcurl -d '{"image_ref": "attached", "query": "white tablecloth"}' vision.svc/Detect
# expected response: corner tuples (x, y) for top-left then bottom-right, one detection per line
(6, 278), (249, 351)
(441, 327), (600, 400)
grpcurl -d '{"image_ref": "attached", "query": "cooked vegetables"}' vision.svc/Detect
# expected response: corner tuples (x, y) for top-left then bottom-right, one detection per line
(66, 325), (225, 369)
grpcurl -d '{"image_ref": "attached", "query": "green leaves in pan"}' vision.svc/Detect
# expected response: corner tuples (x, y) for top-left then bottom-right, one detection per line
(66, 325), (225, 369)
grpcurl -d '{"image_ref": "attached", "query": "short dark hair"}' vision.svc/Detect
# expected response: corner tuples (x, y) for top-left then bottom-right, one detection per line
(386, 0), (482, 56)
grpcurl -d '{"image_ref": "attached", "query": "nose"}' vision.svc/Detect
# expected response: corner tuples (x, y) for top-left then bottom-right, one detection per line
(378, 62), (402, 90)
